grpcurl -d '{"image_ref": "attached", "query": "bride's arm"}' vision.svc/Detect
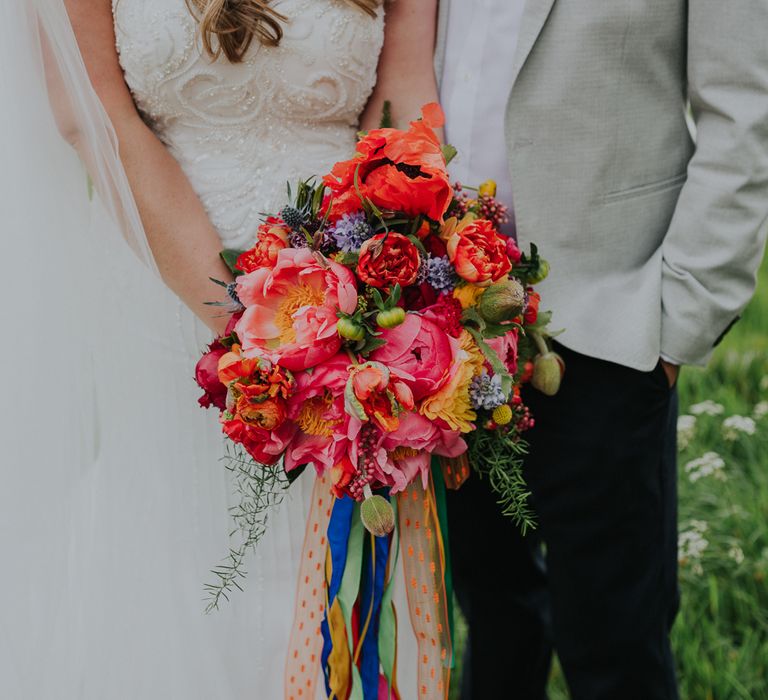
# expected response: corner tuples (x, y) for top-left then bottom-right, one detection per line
(359, 0), (441, 133)
(64, 0), (232, 335)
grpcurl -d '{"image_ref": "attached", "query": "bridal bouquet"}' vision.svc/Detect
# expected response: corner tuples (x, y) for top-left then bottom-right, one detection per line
(195, 104), (560, 700)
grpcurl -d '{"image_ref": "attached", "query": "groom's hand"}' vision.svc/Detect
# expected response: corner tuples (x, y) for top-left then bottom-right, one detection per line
(660, 359), (679, 388)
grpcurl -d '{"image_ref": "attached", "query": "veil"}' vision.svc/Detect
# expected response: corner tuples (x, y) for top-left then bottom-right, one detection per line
(1, 0), (155, 270)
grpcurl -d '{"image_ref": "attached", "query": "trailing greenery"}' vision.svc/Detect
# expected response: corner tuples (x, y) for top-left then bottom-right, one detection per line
(204, 444), (290, 612)
(465, 428), (536, 534)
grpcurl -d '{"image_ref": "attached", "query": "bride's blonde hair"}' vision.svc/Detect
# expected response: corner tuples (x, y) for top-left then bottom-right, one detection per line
(185, 0), (380, 63)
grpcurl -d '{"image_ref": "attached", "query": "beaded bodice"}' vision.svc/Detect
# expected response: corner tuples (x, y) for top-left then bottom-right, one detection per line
(113, 0), (383, 249)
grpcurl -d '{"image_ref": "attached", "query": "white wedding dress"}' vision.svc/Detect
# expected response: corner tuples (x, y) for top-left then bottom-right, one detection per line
(0, 1), (416, 698)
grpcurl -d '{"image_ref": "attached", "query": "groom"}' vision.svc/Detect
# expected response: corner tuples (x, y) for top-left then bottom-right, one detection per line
(438, 1), (768, 699)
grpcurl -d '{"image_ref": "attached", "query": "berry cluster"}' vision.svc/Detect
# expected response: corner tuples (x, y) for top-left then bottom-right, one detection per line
(348, 423), (380, 501)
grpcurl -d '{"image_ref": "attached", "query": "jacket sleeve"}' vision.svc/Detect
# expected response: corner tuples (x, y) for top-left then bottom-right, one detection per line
(660, 0), (768, 365)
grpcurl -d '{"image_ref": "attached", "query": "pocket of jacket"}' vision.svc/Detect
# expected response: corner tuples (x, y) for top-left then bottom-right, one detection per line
(603, 172), (687, 203)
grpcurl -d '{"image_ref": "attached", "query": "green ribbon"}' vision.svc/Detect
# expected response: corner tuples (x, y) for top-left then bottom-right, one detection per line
(337, 504), (365, 700)
(431, 458), (456, 667)
(377, 499), (400, 696)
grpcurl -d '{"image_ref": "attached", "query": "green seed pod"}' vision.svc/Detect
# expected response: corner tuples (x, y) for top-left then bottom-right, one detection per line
(360, 494), (395, 537)
(337, 317), (366, 341)
(376, 307), (406, 329)
(528, 258), (551, 285)
(478, 277), (526, 324)
(531, 351), (565, 396)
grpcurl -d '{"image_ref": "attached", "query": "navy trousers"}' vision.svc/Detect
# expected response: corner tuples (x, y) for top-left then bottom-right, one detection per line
(447, 344), (680, 700)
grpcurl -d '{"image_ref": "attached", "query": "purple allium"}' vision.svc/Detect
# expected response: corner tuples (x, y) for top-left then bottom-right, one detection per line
(426, 256), (459, 293)
(330, 212), (374, 253)
(469, 371), (507, 411)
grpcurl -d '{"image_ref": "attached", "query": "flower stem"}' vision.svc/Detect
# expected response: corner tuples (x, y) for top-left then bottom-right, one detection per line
(530, 331), (549, 356)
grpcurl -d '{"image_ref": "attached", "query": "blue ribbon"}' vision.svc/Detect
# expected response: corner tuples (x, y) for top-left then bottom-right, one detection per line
(321, 496), (355, 694)
(359, 495), (391, 699)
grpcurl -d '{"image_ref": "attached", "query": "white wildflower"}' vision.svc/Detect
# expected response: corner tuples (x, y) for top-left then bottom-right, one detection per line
(678, 522), (709, 572)
(677, 414), (697, 450)
(753, 401), (768, 420)
(722, 415), (757, 441)
(689, 400), (725, 416)
(728, 545), (745, 565)
(684, 451), (726, 482)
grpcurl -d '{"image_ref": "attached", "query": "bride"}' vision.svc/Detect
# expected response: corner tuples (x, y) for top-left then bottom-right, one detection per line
(0, 0), (439, 697)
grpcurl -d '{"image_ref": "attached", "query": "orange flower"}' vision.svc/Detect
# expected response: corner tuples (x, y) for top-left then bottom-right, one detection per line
(447, 219), (512, 287)
(236, 217), (290, 273)
(345, 361), (415, 433)
(217, 346), (294, 431)
(323, 103), (452, 222)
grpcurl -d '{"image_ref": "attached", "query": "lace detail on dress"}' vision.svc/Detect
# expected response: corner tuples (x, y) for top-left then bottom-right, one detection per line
(113, 0), (383, 249)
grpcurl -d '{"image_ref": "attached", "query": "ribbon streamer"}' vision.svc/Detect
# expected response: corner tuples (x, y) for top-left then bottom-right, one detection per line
(397, 474), (453, 699)
(322, 496), (355, 698)
(285, 473), (334, 700)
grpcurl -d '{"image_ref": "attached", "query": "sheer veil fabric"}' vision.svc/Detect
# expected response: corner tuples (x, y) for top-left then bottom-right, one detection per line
(0, 2), (416, 698)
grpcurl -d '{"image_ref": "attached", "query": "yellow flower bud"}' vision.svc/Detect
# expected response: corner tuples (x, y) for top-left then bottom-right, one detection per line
(492, 404), (513, 426)
(478, 180), (497, 198)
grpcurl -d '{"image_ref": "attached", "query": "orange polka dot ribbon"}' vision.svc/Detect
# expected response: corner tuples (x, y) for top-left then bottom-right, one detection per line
(397, 473), (453, 699)
(438, 454), (471, 491)
(285, 473), (334, 700)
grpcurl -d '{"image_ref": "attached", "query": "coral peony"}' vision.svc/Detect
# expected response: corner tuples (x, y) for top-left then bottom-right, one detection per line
(236, 217), (290, 273)
(447, 219), (512, 286)
(235, 248), (358, 371)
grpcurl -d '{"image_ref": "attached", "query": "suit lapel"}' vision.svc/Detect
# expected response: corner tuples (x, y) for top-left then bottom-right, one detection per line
(510, 0), (558, 88)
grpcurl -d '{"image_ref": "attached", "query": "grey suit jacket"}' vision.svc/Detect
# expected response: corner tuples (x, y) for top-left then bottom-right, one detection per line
(436, 0), (768, 370)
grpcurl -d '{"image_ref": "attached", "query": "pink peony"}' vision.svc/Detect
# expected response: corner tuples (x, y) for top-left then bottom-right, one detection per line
(373, 413), (467, 492)
(284, 354), (352, 475)
(369, 314), (455, 402)
(221, 417), (296, 466)
(195, 340), (228, 410)
(234, 248), (358, 372)
(487, 328), (520, 376)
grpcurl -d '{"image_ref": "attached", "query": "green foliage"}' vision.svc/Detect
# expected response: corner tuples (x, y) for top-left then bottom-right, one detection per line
(380, 100), (393, 129)
(204, 444), (290, 612)
(220, 248), (245, 276)
(465, 428), (536, 535)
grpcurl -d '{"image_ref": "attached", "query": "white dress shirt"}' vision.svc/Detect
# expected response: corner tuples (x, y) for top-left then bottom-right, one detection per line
(440, 0), (527, 236)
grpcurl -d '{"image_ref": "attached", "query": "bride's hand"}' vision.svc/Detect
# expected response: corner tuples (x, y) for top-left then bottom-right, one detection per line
(63, 0), (232, 335)
(359, 0), (442, 138)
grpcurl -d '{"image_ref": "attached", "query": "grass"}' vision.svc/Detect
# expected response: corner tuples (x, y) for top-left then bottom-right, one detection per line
(453, 255), (768, 700)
